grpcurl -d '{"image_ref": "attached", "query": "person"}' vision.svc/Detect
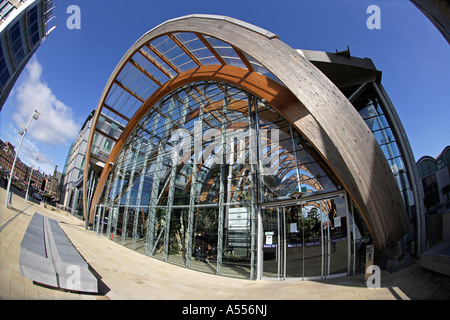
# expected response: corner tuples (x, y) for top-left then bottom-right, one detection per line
(195, 246), (201, 261)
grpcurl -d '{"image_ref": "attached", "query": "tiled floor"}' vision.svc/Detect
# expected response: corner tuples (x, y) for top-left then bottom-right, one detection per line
(1, 187), (449, 300)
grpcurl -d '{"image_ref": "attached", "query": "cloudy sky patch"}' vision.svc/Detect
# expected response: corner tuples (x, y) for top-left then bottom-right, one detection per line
(1, 57), (80, 175)
(12, 58), (79, 146)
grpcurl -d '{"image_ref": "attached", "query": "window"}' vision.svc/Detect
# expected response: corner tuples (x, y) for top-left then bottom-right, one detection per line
(9, 21), (25, 67)
(423, 174), (440, 210)
(418, 159), (438, 178)
(0, 40), (10, 90)
(109, 122), (119, 139)
(27, 6), (40, 47)
(93, 132), (99, 146)
(103, 139), (113, 152)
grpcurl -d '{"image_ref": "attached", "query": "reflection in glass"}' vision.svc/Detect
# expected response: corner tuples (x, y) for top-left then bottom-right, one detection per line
(97, 81), (345, 280)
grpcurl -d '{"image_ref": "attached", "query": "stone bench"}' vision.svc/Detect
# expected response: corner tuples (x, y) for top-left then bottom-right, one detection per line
(19, 213), (98, 293)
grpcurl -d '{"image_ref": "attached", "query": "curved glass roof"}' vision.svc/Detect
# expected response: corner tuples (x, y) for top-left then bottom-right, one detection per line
(96, 31), (281, 141)
(101, 80), (338, 210)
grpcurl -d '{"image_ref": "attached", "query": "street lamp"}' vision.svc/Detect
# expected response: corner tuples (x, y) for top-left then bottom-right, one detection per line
(25, 154), (39, 202)
(5, 105), (40, 208)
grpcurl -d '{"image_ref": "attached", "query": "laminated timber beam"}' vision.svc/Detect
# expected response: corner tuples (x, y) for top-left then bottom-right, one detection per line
(85, 15), (409, 250)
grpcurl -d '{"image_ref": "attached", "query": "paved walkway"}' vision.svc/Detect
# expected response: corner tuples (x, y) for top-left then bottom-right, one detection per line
(1, 187), (450, 300)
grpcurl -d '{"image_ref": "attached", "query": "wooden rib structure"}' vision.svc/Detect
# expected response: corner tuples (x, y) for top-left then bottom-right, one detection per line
(84, 15), (409, 250)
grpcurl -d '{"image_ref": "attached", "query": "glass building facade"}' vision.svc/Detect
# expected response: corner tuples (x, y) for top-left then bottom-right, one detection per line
(94, 80), (361, 280)
(0, 0), (56, 110)
(85, 15), (422, 281)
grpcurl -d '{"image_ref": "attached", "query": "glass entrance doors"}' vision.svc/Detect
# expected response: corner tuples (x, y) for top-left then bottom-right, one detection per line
(262, 193), (349, 280)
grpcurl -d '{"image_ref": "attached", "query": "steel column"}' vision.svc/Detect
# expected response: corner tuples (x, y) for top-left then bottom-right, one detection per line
(216, 85), (228, 275)
(186, 85), (206, 268)
(145, 99), (175, 256)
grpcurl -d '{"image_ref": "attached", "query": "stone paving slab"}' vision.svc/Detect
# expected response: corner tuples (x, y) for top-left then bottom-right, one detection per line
(1, 187), (450, 300)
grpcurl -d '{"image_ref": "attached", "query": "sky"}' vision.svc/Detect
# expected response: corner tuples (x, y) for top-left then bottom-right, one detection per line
(0, 0), (448, 176)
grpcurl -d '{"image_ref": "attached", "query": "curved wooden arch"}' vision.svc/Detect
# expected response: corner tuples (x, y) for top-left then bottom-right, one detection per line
(85, 15), (409, 250)
(88, 65), (307, 220)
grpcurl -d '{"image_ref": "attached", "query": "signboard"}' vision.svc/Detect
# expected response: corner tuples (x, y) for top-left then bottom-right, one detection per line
(334, 216), (341, 228)
(365, 244), (375, 281)
(227, 232), (250, 248)
(290, 223), (298, 233)
(228, 207), (250, 230)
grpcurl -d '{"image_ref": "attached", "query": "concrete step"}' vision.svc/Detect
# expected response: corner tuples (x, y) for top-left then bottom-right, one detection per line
(420, 241), (450, 276)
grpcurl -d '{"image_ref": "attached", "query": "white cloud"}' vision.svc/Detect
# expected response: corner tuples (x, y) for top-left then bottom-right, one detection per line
(12, 58), (79, 146)
(21, 139), (55, 175)
(3, 122), (56, 175)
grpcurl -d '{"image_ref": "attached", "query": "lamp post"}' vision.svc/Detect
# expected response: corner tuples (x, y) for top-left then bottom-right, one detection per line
(5, 106), (40, 208)
(25, 154), (39, 202)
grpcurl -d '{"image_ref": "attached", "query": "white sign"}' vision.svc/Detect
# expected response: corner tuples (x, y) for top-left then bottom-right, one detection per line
(265, 235), (273, 245)
(334, 216), (341, 228)
(228, 207), (249, 230)
(290, 222), (298, 233)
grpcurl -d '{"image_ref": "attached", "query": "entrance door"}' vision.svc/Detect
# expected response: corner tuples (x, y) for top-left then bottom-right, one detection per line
(262, 194), (349, 280)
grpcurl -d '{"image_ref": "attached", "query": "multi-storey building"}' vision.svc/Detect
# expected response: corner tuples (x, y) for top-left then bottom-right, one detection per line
(43, 165), (61, 202)
(60, 109), (124, 217)
(0, 0), (56, 110)
(417, 146), (450, 214)
(0, 138), (44, 191)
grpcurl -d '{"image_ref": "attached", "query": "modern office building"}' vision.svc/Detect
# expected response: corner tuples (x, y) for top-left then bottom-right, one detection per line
(417, 146), (450, 243)
(61, 109), (124, 217)
(416, 146), (450, 275)
(417, 146), (450, 215)
(82, 15), (424, 281)
(0, 0), (56, 111)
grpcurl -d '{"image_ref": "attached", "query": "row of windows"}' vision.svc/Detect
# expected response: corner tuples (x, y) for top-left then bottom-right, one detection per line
(0, 3), (42, 92)
(0, 43), (9, 88)
(417, 148), (450, 179)
(0, 1), (17, 20)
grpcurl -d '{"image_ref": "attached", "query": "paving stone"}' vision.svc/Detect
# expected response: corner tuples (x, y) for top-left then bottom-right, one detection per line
(2, 188), (450, 300)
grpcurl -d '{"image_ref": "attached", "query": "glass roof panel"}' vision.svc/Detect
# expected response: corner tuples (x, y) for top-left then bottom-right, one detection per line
(105, 83), (125, 111)
(100, 108), (127, 127)
(243, 52), (282, 84)
(141, 44), (179, 77)
(150, 35), (173, 53)
(105, 80), (339, 206)
(100, 32), (289, 154)
(117, 62), (151, 100)
(203, 36), (246, 69)
(132, 51), (171, 84)
(150, 34), (197, 73)
(173, 32), (220, 66)
(118, 93), (141, 119)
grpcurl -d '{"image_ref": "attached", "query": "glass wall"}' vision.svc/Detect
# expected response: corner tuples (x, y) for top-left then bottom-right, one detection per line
(353, 84), (417, 254)
(95, 81), (359, 280)
(262, 194), (350, 280)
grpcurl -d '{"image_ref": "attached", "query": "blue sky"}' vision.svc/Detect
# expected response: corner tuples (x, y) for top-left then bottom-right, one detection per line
(0, 0), (448, 175)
